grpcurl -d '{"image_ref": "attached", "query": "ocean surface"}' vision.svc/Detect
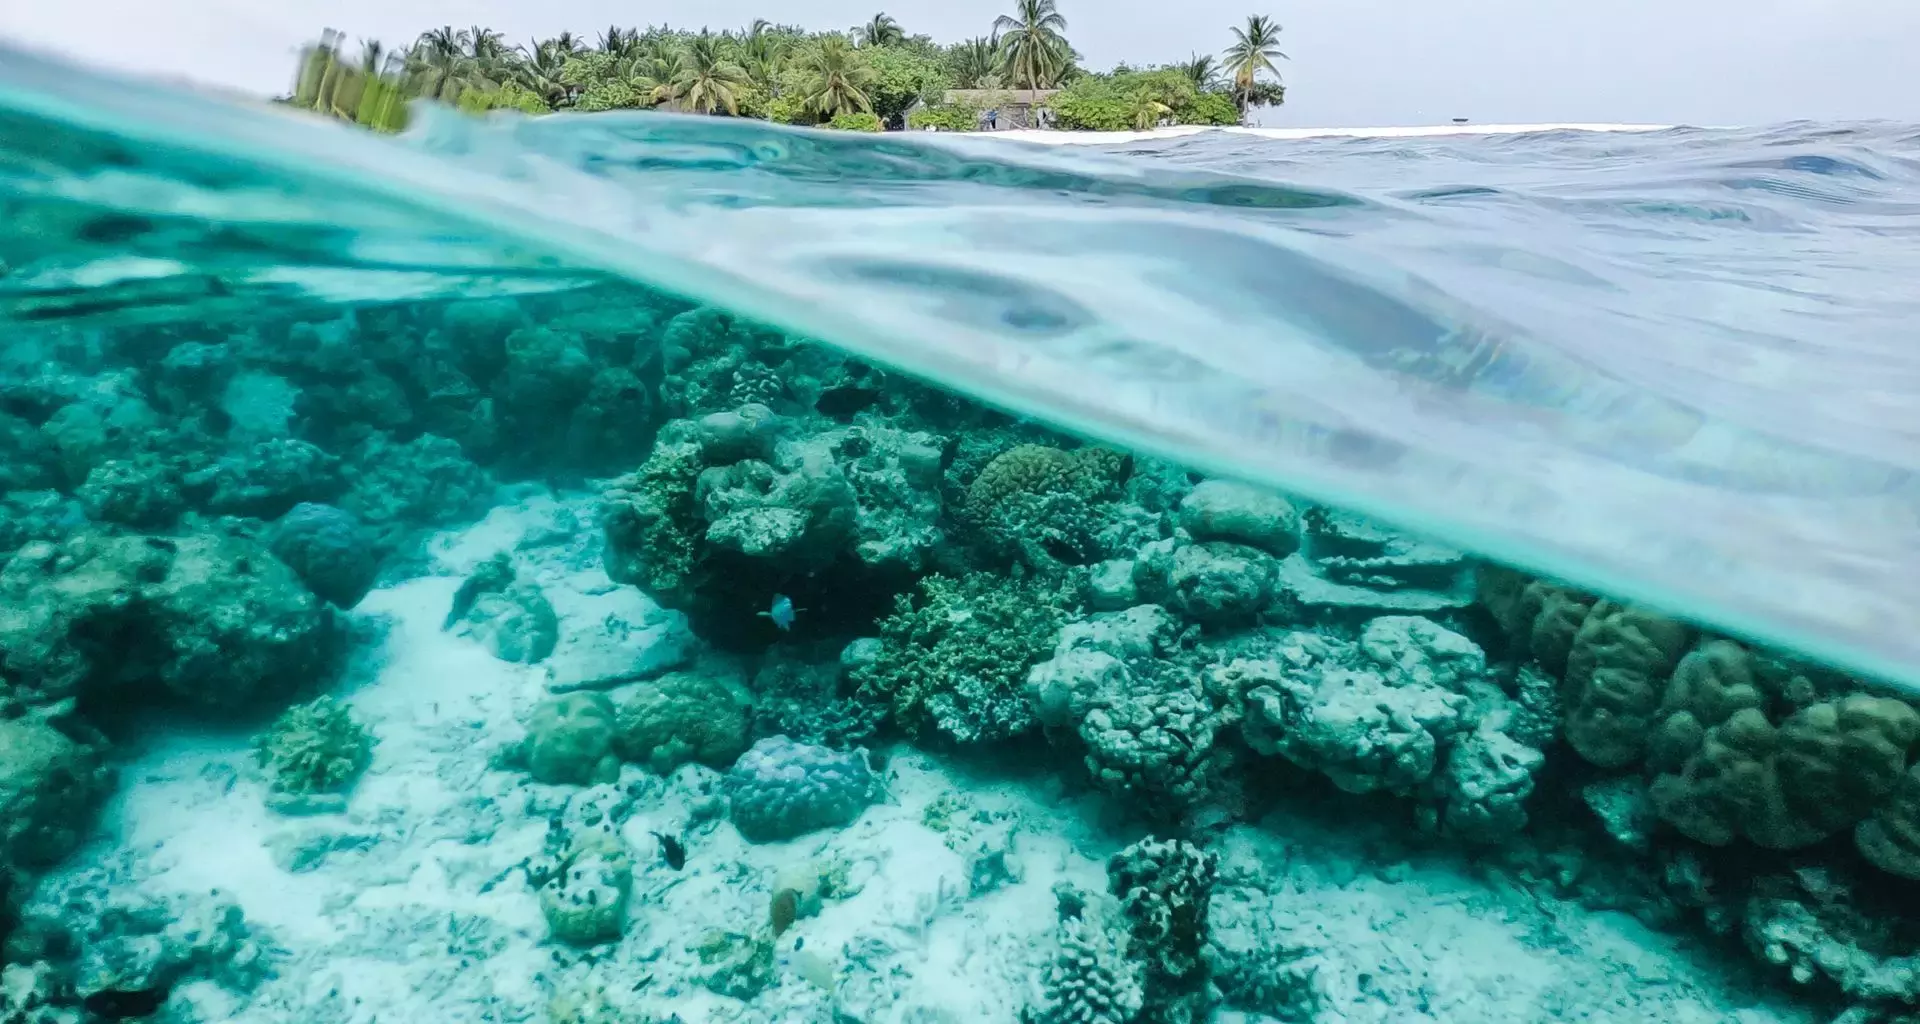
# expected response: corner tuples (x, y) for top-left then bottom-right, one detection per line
(5, 44), (1920, 690)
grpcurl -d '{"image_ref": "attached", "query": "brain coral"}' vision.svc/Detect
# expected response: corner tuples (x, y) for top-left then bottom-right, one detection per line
(726, 737), (877, 842)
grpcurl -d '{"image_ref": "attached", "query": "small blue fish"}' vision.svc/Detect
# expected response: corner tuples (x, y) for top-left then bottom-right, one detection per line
(759, 594), (802, 631)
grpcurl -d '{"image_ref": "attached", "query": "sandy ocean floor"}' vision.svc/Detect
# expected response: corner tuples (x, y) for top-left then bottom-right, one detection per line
(31, 492), (1813, 1024)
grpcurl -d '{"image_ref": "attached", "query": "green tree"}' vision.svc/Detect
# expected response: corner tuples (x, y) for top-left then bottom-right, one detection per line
(828, 111), (884, 131)
(738, 20), (791, 96)
(673, 32), (752, 115)
(856, 13), (906, 47)
(796, 35), (876, 119)
(863, 45), (950, 126)
(993, 0), (1072, 110)
(1177, 53), (1223, 92)
(944, 36), (1001, 88)
(1222, 14), (1288, 118)
(1129, 86), (1172, 130)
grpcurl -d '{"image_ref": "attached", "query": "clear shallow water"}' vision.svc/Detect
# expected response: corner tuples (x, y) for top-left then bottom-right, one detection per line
(7, 46), (1920, 690)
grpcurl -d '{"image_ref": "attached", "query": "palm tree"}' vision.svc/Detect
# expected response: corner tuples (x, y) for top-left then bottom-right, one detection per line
(1130, 87), (1173, 130)
(946, 36), (1001, 89)
(627, 43), (684, 108)
(408, 27), (491, 102)
(514, 36), (579, 106)
(599, 26), (640, 57)
(798, 34), (876, 118)
(672, 32), (751, 115)
(1222, 15), (1288, 119)
(994, 0), (1071, 115)
(1178, 53), (1223, 92)
(856, 13), (906, 47)
(739, 19), (789, 95)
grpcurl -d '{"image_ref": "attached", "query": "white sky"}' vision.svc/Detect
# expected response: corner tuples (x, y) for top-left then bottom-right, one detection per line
(2, 0), (1915, 127)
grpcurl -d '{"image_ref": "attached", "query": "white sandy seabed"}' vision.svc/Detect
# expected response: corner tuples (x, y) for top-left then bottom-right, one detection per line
(36, 492), (1812, 1024)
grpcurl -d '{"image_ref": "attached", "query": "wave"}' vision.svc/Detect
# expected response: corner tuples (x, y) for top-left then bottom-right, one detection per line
(6, 45), (1920, 688)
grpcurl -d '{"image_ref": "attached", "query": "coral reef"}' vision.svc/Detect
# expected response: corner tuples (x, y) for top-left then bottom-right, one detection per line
(2, 278), (1914, 1024)
(853, 570), (1085, 746)
(726, 736), (878, 842)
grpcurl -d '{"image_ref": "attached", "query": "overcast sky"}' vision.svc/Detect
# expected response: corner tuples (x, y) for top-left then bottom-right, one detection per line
(2, 0), (1914, 127)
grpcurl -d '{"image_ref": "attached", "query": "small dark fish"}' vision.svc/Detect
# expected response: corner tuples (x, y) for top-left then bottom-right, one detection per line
(653, 831), (685, 870)
(83, 987), (167, 1019)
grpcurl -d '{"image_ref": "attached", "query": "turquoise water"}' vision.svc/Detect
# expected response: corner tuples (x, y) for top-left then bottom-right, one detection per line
(6, 44), (1920, 1024)
(8, 48), (1920, 688)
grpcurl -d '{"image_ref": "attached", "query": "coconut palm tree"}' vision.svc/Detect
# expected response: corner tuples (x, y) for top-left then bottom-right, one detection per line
(856, 13), (906, 47)
(1178, 53), (1224, 92)
(798, 34), (876, 118)
(739, 20), (790, 95)
(408, 27), (491, 102)
(599, 26), (640, 57)
(993, 0), (1071, 112)
(1222, 15), (1288, 118)
(672, 32), (751, 115)
(514, 36), (579, 106)
(946, 36), (1001, 88)
(628, 43), (684, 108)
(1130, 87), (1173, 130)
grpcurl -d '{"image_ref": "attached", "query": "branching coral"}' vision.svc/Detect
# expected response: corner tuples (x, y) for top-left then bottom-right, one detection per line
(255, 696), (373, 799)
(852, 570), (1084, 745)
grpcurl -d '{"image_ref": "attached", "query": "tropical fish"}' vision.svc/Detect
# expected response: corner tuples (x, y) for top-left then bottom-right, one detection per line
(653, 831), (685, 870)
(758, 594), (802, 631)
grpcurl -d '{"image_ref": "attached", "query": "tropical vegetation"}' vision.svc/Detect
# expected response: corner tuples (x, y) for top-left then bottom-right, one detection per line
(282, 8), (1289, 134)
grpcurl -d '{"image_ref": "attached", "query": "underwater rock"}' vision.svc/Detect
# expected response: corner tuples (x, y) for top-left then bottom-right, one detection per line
(340, 433), (495, 546)
(16, 890), (276, 1014)
(268, 503), (380, 609)
(254, 696), (373, 810)
(726, 736), (878, 842)
(0, 529), (338, 710)
(1132, 537), (1274, 629)
(613, 664), (754, 774)
(184, 438), (345, 520)
(520, 693), (622, 787)
(1266, 508), (1474, 622)
(0, 710), (113, 870)
(1176, 480), (1302, 557)
(443, 552), (559, 664)
(75, 455), (184, 529)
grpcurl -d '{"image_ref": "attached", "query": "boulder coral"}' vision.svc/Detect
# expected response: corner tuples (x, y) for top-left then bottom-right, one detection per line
(726, 736), (877, 842)
(614, 667), (754, 774)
